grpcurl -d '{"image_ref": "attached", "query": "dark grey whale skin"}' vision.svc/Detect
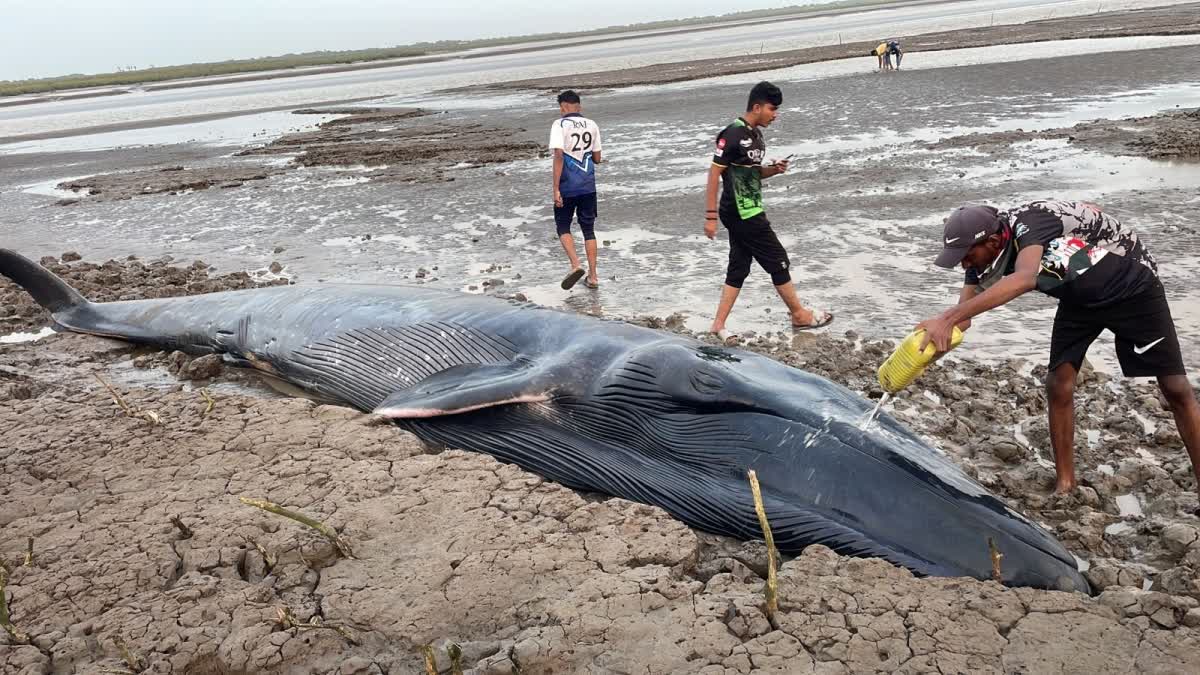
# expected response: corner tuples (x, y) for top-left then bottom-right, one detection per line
(1, 249), (1088, 592)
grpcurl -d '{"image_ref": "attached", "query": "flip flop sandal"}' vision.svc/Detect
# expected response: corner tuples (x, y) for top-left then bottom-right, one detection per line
(715, 329), (741, 346)
(793, 309), (835, 331)
(585, 279), (600, 289)
(561, 268), (585, 290)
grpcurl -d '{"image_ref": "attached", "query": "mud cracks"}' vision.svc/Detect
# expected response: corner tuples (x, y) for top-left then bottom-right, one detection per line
(3, 257), (1200, 673)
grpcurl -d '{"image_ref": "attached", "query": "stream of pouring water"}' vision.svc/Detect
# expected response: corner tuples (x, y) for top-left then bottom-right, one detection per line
(860, 392), (891, 431)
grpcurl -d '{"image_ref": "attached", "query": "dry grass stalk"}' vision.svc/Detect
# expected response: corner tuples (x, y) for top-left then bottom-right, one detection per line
(747, 469), (780, 620)
(447, 641), (465, 675)
(113, 635), (143, 672)
(0, 562), (31, 644)
(420, 644), (440, 675)
(92, 373), (161, 425)
(169, 516), (193, 539)
(199, 388), (215, 417)
(275, 606), (359, 644)
(239, 497), (354, 558)
(244, 537), (277, 574)
(987, 537), (1004, 582)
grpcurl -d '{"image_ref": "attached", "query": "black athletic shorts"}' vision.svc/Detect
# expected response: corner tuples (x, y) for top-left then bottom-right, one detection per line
(720, 211), (791, 288)
(554, 192), (597, 240)
(1049, 280), (1186, 377)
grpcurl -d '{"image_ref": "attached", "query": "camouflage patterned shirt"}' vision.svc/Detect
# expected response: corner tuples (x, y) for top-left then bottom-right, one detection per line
(966, 200), (1159, 307)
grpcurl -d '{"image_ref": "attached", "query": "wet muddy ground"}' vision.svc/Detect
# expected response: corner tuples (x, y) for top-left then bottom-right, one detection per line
(4, 42), (1198, 375)
(481, 1), (1200, 91)
(2, 257), (1200, 673)
(923, 107), (1200, 158)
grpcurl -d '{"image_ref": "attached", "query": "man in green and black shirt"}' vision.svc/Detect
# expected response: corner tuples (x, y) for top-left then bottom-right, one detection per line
(704, 81), (833, 344)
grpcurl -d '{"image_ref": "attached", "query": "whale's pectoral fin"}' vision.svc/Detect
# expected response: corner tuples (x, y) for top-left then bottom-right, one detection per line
(373, 360), (550, 419)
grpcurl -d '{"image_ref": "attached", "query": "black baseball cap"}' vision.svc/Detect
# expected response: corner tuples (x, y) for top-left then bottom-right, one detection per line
(934, 205), (1002, 268)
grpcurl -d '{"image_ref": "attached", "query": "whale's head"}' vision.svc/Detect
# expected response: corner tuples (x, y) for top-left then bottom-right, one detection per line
(548, 340), (1091, 592)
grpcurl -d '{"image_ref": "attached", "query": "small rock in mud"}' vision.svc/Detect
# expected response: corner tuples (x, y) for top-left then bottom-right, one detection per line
(1086, 558), (1158, 590)
(1162, 524), (1200, 556)
(180, 354), (223, 380)
(0, 382), (39, 401)
(990, 437), (1028, 463)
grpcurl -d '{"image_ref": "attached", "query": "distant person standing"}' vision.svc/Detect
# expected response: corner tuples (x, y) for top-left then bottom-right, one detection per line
(871, 42), (891, 71)
(888, 39), (903, 69)
(549, 90), (603, 290)
(703, 81), (834, 344)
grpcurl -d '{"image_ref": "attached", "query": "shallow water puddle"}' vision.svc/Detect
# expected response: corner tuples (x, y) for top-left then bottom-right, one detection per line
(0, 326), (57, 344)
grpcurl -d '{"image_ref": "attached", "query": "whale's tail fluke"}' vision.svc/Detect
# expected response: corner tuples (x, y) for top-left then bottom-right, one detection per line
(0, 249), (90, 314)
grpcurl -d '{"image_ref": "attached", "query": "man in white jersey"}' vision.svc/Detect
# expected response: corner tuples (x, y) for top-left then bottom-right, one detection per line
(549, 90), (603, 290)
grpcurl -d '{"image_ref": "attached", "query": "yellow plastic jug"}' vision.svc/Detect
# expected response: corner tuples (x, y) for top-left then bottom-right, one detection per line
(877, 327), (964, 394)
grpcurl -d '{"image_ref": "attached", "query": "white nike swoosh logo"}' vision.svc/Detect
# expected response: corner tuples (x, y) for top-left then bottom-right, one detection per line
(945, 237), (961, 244)
(1133, 337), (1165, 355)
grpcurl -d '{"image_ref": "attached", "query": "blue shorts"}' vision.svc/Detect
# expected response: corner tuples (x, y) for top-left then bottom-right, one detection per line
(554, 192), (597, 240)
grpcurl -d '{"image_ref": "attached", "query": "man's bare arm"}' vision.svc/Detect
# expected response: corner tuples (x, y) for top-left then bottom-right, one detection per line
(956, 284), (979, 331)
(552, 149), (564, 206)
(917, 245), (1043, 351)
(704, 164), (725, 240)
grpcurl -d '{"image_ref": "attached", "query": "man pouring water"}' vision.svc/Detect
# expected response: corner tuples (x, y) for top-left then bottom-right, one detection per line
(916, 200), (1200, 505)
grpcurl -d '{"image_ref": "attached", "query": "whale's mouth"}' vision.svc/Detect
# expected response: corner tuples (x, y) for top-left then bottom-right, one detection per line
(376, 393), (551, 418)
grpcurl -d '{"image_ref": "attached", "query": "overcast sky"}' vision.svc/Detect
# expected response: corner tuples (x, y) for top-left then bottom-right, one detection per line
(0, 0), (816, 81)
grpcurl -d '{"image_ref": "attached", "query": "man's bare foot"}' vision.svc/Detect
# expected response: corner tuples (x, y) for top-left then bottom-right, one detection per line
(710, 325), (739, 346)
(790, 308), (814, 326)
(1054, 480), (1077, 495)
(792, 308), (834, 331)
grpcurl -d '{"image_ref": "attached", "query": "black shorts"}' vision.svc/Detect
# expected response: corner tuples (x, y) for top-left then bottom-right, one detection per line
(721, 211), (791, 288)
(1049, 281), (1186, 377)
(554, 192), (597, 240)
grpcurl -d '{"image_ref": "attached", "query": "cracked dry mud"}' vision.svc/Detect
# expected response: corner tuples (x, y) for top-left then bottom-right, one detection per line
(3, 257), (1200, 674)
